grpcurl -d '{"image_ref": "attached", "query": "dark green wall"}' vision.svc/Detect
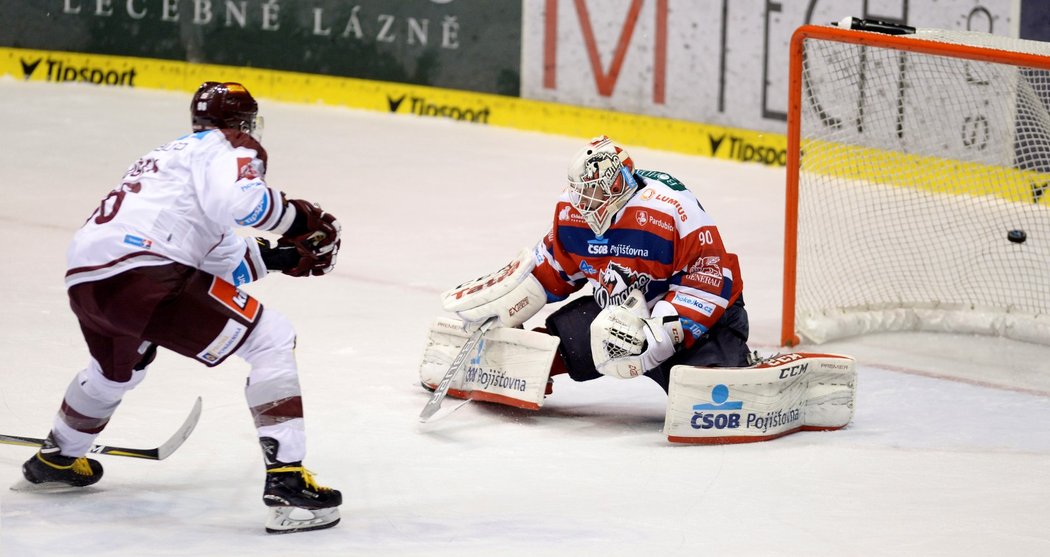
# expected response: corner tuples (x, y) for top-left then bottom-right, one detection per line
(0, 0), (521, 96)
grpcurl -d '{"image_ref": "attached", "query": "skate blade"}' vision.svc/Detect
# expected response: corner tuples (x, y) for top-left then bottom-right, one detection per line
(9, 478), (99, 494)
(265, 506), (340, 534)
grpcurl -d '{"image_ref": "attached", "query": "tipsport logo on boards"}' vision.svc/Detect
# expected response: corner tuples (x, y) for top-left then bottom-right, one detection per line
(386, 94), (490, 124)
(20, 57), (137, 87)
(689, 384), (802, 433)
(707, 133), (786, 167)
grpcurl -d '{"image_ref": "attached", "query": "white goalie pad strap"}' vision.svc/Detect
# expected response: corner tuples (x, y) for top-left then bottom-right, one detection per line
(441, 248), (546, 328)
(663, 353), (856, 444)
(419, 317), (560, 410)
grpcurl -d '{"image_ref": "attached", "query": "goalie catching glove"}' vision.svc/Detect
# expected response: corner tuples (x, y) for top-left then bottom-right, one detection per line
(591, 289), (684, 379)
(259, 198), (341, 277)
(441, 248), (547, 330)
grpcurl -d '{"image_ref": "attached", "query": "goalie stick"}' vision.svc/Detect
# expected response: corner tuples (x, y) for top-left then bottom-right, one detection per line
(0, 396), (202, 461)
(419, 317), (497, 423)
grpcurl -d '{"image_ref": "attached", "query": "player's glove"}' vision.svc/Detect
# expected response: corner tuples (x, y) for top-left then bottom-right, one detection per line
(590, 290), (684, 379)
(256, 238), (301, 273)
(269, 198), (342, 277)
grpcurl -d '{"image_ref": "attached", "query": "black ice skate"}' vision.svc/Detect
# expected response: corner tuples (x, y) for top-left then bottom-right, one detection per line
(21, 433), (103, 488)
(259, 437), (341, 534)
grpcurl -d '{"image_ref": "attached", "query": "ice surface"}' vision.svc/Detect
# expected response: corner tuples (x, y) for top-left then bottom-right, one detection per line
(1, 80), (1047, 556)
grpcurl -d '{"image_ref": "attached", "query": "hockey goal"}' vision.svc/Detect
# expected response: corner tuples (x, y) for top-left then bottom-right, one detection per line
(782, 20), (1050, 346)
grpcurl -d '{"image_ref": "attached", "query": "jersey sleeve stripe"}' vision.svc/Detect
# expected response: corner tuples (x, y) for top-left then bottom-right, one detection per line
(257, 187), (278, 229)
(254, 188), (288, 232)
(719, 269), (735, 301)
(243, 245), (260, 282)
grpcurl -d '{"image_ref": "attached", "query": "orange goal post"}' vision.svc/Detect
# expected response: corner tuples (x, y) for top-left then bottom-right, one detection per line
(782, 19), (1050, 347)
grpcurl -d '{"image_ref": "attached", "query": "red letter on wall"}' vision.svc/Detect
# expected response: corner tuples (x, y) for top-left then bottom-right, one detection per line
(543, 0), (667, 104)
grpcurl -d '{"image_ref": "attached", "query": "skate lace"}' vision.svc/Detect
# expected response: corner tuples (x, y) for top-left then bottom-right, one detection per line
(39, 453), (95, 476)
(268, 466), (328, 492)
(71, 458), (94, 476)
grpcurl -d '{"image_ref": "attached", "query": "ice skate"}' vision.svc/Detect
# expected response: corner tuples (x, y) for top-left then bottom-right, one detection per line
(260, 438), (341, 534)
(20, 433), (103, 488)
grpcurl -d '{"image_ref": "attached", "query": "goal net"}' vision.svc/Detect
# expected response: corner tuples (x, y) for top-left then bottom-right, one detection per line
(782, 20), (1050, 346)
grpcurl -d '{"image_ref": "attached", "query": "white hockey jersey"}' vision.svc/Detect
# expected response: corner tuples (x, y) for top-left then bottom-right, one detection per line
(65, 129), (290, 288)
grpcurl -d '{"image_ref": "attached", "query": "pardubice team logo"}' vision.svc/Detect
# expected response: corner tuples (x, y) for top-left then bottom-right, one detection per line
(21, 58), (137, 86)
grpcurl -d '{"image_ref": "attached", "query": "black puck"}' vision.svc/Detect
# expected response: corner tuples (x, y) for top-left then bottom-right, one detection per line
(1008, 229), (1027, 244)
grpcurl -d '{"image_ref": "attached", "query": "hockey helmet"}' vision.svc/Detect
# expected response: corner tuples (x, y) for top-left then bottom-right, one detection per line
(567, 135), (637, 236)
(191, 81), (261, 138)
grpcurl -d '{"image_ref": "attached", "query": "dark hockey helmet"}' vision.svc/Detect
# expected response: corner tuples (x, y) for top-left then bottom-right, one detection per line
(191, 81), (260, 137)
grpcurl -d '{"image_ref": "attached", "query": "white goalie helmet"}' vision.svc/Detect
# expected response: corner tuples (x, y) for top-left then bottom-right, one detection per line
(567, 135), (638, 236)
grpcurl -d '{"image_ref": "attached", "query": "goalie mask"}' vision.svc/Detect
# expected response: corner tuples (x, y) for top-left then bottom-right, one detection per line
(191, 81), (263, 140)
(567, 135), (637, 236)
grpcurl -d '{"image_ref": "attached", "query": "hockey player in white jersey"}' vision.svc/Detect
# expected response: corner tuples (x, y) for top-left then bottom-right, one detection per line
(21, 82), (342, 533)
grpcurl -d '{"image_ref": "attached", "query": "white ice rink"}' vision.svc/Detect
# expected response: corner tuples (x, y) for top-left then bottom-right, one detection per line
(1, 79), (1048, 556)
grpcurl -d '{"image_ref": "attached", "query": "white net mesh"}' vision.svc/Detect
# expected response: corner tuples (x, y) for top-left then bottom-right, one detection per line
(792, 26), (1050, 345)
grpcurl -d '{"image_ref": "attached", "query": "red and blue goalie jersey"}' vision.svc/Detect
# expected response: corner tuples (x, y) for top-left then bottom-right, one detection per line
(531, 170), (743, 349)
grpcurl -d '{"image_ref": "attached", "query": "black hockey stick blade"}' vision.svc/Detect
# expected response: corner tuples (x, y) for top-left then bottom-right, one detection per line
(0, 396), (202, 461)
(419, 317), (497, 423)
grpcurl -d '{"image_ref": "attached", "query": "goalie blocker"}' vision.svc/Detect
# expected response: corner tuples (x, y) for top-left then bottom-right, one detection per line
(664, 353), (856, 444)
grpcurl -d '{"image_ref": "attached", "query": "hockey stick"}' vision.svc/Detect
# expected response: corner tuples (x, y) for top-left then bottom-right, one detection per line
(0, 396), (202, 461)
(419, 317), (497, 423)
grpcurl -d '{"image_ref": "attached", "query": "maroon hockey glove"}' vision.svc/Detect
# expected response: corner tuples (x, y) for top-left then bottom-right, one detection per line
(280, 199), (342, 277)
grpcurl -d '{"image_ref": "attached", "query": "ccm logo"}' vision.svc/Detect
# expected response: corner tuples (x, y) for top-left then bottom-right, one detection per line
(779, 363), (809, 379)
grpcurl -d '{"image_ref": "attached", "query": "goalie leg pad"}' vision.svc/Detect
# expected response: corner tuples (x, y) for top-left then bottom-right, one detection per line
(663, 353), (856, 444)
(419, 318), (560, 410)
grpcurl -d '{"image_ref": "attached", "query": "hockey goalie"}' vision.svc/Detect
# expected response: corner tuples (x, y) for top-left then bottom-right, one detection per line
(419, 136), (855, 442)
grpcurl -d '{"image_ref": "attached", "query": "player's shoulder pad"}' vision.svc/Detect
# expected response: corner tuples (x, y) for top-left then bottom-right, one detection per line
(636, 169), (687, 191)
(632, 171), (708, 224)
(217, 129), (269, 167)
